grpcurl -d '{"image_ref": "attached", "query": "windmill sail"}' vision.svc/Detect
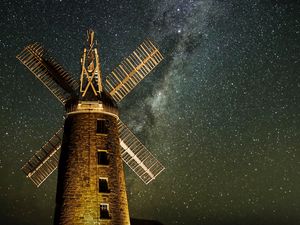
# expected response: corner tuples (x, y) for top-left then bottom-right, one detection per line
(21, 128), (63, 187)
(118, 120), (165, 184)
(16, 43), (79, 104)
(105, 39), (163, 102)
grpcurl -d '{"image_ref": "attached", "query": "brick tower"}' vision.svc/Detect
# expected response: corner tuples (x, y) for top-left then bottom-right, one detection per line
(17, 29), (165, 225)
(54, 104), (130, 224)
(54, 31), (130, 224)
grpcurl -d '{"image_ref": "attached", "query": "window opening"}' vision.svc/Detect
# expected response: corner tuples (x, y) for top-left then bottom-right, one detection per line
(100, 203), (110, 219)
(97, 150), (109, 165)
(99, 178), (110, 193)
(96, 119), (108, 134)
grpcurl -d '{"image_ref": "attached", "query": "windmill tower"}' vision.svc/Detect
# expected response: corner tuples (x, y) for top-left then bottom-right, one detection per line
(17, 30), (165, 225)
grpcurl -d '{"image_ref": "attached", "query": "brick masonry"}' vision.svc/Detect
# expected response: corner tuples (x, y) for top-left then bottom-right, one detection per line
(54, 112), (131, 225)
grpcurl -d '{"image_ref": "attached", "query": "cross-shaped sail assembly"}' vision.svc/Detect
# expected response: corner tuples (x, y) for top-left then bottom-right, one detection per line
(18, 31), (165, 187)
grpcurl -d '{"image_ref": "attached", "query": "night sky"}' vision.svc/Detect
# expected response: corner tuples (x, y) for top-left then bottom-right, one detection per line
(0, 1), (299, 225)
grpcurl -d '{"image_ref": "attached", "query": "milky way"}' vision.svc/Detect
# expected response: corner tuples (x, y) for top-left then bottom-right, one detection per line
(0, 1), (299, 225)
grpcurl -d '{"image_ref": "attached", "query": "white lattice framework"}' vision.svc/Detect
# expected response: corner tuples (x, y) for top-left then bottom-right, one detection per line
(18, 34), (165, 186)
(21, 128), (63, 187)
(118, 120), (165, 184)
(105, 40), (163, 102)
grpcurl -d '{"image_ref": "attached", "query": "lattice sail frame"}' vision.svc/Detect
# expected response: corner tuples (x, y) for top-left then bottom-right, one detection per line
(16, 43), (79, 104)
(22, 121), (165, 186)
(105, 39), (164, 102)
(118, 120), (165, 184)
(21, 128), (63, 187)
(19, 34), (165, 186)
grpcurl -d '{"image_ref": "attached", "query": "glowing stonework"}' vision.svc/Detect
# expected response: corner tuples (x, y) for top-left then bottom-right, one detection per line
(54, 102), (130, 225)
(17, 29), (165, 225)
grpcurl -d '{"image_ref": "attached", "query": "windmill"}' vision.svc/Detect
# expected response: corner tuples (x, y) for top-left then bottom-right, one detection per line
(17, 29), (165, 225)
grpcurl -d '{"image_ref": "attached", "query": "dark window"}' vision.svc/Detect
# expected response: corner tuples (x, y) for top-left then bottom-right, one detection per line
(99, 178), (110, 193)
(100, 204), (110, 219)
(97, 151), (109, 165)
(96, 119), (108, 134)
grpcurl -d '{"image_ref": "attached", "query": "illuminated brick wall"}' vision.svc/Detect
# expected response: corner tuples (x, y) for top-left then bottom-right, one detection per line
(54, 112), (130, 225)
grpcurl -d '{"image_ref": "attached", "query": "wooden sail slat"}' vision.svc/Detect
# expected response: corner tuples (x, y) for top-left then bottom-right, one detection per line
(21, 128), (63, 187)
(118, 120), (165, 184)
(17, 43), (79, 104)
(121, 62), (141, 84)
(105, 39), (163, 102)
(111, 71), (131, 93)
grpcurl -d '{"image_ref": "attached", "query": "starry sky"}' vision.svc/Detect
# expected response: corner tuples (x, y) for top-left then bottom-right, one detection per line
(0, 0), (299, 225)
